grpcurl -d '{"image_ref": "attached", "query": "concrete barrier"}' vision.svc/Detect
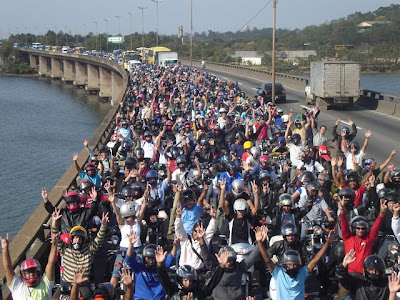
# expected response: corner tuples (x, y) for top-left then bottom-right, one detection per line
(357, 88), (400, 117)
(0, 53), (128, 299)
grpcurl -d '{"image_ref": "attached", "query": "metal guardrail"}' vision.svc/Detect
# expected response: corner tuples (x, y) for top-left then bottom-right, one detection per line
(0, 52), (128, 299)
(360, 88), (400, 103)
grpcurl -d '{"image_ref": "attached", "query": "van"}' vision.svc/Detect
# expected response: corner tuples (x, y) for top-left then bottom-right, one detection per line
(62, 46), (71, 53)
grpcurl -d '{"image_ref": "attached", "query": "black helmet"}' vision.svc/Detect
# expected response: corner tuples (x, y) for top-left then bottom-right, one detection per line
(338, 187), (354, 200)
(385, 190), (399, 203)
(79, 179), (94, 191)
(299, 171), (315, 184)
(377, 188), (389, 199)
(176, 155), (187, 165)
(121, 187), (134, 198)
(130, 182), (143, 193)
(281, 223), (297, 236)
(363, 255), (385, 281)
(341, 126), (350, 134)
(281, 250), (302, 271)
(350, 216), (369, 231)
(176, 265), (197, 281)
(125, 156), (137, 167)
(134, 147), (144, 157)
(170, 146), (181, 159)
(94, 282), (115, 300)
(199, 135), (209, 146)
(235, 132), (245, 140)
(334, 241), (345, 262)
(349, 141), (360, 150)
(252, 100), (261, 109)
(346, 171), (361, 183)
(259, 170), (271, 181)
(144, 131), (152, 138)
(142, 244), (157, 258)
(227, 161), (236, 172)
(182, 189), (196, 202)
(292, 133), (301, 141)
(390, 170), (400, 181)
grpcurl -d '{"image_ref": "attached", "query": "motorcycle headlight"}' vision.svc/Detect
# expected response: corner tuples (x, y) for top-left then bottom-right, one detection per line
(312, 225), (323, 236)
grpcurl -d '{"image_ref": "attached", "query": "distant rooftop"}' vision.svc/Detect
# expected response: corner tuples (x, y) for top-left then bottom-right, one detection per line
(357, 21), (392, 28)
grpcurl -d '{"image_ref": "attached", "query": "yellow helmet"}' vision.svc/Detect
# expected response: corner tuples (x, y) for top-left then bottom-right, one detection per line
(243, 141), (253, 150)
(69, 225), (87, 242)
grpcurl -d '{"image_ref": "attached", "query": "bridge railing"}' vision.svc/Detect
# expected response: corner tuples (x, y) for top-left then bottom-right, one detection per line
(0, 53), (128, 299)
(360, 88), (400, 104)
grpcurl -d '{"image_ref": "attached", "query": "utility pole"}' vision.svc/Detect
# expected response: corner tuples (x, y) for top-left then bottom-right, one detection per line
(138, 7), (147, 50)
(83, 24), (87, 49)
(94, 21), (98, 51)
(271, 0), (276, 104)
(151, 0), (163, 46)
(190, 0), (193, 67)
(104, 19), (110, 53)
(129, 11), (134, 50)
(115, 16), (121, 49)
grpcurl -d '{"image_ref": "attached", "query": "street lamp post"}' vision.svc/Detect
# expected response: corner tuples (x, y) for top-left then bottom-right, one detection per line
(190, 0), (193, 67)
(83, 24), (87, 49)
(115, 16), (121, 49)
(94, 21), (98, 51)
(104, 18), (110, 54)
(271, 0), (276, 104)
(151, 0), (163, 46)
(129, 11), (134, 50)
(138, 7), (147, 50)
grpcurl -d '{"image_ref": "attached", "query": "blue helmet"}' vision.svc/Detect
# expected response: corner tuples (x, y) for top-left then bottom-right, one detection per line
(146, 170), (158, 185)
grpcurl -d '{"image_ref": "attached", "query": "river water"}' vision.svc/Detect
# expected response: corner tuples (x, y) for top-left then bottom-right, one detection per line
(0, 76), (111, 238)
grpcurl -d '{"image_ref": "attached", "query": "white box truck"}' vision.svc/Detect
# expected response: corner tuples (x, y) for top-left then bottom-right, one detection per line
(157, 51), (178, 67)
(305, 61), (360, 109)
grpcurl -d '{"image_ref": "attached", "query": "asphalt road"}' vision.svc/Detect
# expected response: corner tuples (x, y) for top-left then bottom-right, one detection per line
(207, 68), (400, 168)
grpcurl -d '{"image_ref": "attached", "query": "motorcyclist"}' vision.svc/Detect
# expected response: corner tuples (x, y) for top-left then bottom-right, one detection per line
(272, 194), (299, 235)
(218, 161), (243, 192)
(332, 119), (357, 156)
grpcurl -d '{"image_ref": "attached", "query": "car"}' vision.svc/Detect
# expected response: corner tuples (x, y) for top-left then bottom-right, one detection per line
(257, 82), (287, 103)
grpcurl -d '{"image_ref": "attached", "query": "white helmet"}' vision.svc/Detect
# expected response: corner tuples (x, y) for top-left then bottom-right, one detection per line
(120, 202), (136, 218)
(233, 198), (249, 214)
(219, 107), (228, 113)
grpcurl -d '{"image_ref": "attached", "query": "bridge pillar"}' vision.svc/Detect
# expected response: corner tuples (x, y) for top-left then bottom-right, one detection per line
(62, 60), (74, 83)
(29, 54), (37, 69)
(51, 57), (63, 79)
(99, 67), (112, 99)
(86, 64), (100, 93)
(111, 71), (123, 106)
(38, 56), (50, 76)
(74, 62), (87, 87)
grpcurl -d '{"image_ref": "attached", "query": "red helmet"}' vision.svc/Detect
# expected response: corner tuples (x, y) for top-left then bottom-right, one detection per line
(80, 179), (94, 191)
(260, 155), (270, 163)
(20, 259), (42, 287)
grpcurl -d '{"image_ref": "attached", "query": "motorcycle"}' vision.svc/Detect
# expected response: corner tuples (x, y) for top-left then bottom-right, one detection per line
(230, 243), (255, 297)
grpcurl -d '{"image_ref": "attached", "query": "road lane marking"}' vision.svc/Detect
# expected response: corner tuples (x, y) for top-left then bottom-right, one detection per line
(369, 110), (400, 121)
(252, 87), (258, 91)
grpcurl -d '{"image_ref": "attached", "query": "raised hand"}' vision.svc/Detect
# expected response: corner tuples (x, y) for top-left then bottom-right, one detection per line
(128, 231), (139, 245)
(393, 203), (400, 218)
(196, 222), (205, 239)
(52, 208), (62, 222)
(215, 247), (229, 268)
(88, 186), (97, 200)
(365, 130), (372, 138)
(101, 212), (109, 225)
(337, 156), (344, 168)
(343, 249), (356, 268)
(73, 267), (88, 285)
(254, 226), (265, 242)
(336, 119), (341, 126)
(219, 178), (227, 191)
(388, 164), (395, 172)
(173, 235), (181, 247)
(42, 187), (49, 203)
(348, 119), (353, 126)
(82, 139), (88, 148)
(103, 180), (111, 193)
(184, 292), (194, 300)
(72, 153), (79, 161)
(0, 233), (9, 249)
(155, 245), (167, 264)
(177, 184), (183, 193)
(380, 199), (388, 215)
(119, 268), (133, 286)
(176, 205), (183, 218)
(338, 197), (345, 212)
(250, 180), (258, 194)
(209, 206), (217, 219)
(391, 150), (397, 157)
(388, 272), (400, 293)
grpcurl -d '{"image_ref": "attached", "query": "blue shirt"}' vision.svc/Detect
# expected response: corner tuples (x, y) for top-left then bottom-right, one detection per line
(78, 171), (102, 188)
(125, 255), (166, 300)
(181, 203), (203, 234)
(272, 266), (309, 300)
(218, 172), (243, 192)
(149, 179), (170, 206)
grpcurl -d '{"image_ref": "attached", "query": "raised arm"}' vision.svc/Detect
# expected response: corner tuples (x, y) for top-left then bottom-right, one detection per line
(361, 130), (371, 154)
(249, 181), (259, 217)
(379, 150), (396, 173)
(72, 153), (81, 173)
(307, 231), (332, 273)
(255, 226), (275, 273)
(45, 229), (59, 282)
(0, 233), (15, 286)
(137, 187), (148, 223)
(219, 178), (230, 217)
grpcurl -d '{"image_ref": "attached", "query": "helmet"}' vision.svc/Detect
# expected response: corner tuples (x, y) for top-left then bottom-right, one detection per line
(231, 179), (244, 196)
(291, 133), (301, 142)
(218, 246), (237, 260)
(390, 169), (400, 181)
(338, 188), (354, 200)
(346, 171), (361, 183)
(199, 135), (209, 146)
(259, 170), (271, 181)
(306, 181), (318, 191)
(385, 190), (399, 203)
(70, 225), (88, 243)
(349, 141), (360, 150)
(170, 146), (181, 159)
(277, 107), (284, 114)
(363, 255), (385, 281)
(281, 223), (297, 236)
(134, 147), (144, 157)
(219, 107), (228, 113)
(120, 202), (136, 218)
(363, 158), (374, 171)
(299, 171), (315, 184)
(243, 141), (253, 150)
(130, 182), (143, 193)
(250, 146), (261, 158)
(121, 187), (134, 198)
(281, 250), (302, 271)
(94, 283), (115, 300)
(79, 179), (94, 191)
(235, 132), (245, 140)
(377, 187), (389, 199)
(341, 126), (350, 134)
(176, 265), (197, 281)
(334, 241), (345, 262)
(20, 259), (42, 287)
(252, 100), (261, 109)
(146, 170), (158, 179)
(85, 163), (96, 171)
(125, 156), (137, 167)
(233, 198), (249, 214)
(350, 216), (369, 231)
(142, 244), (157, 258)
(294, 119), (301, 125)
(65, 191), (80, 204)
(182, 189), (196, 202)
(260, 155), (269, 164)
(227, 161), (236, 172)
(277, 136), (286, 143)
(279, 193), (293, 207)
(176, 156), (187, 166)
(144, 131), (152, 138)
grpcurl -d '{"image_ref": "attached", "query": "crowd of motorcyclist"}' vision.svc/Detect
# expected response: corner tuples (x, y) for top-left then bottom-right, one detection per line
(2, 63), (400, 300)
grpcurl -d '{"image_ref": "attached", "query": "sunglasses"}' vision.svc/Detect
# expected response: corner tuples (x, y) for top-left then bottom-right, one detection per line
(356, 227), (366, 231)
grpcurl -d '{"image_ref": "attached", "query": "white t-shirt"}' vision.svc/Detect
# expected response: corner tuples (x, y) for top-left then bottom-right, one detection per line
(287, 143), (303, 168)
(171, 168), (195, 186)
(8, 274), (54, 300)
(297, 160), (324, 173)
(344, 150), (365, 170)
(119, 223), (141, 248)
(141, 140), (156, 160)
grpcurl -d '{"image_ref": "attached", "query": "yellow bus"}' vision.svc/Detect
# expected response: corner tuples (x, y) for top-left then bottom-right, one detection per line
(147, 46), (171, 65)
(122, 50), (142, 69)
(74, 47), (86, 54)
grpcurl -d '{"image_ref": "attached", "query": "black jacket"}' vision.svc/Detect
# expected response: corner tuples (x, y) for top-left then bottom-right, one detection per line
(336, 264), (389, 300)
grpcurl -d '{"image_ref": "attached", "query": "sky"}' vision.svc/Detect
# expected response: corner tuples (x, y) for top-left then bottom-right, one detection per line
(0, 0), (398, 38)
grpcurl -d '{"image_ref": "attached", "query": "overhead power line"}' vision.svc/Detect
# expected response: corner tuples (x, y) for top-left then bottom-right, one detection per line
(237, 0), (273, 32)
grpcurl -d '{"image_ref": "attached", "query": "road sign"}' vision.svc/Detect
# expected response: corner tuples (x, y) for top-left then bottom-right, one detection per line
(107, 36), (124, 44)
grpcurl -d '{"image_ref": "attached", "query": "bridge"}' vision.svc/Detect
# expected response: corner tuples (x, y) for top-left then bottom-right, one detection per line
(1, 52), (400, 299)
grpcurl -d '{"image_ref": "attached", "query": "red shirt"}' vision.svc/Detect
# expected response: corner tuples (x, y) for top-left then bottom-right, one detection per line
(256, 123), (268, 141)
(340, 212), (383, 274)
(342, 184), (365, 207)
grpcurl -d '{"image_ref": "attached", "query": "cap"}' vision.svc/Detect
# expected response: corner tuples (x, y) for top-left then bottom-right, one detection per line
(318, 145), (331, 161)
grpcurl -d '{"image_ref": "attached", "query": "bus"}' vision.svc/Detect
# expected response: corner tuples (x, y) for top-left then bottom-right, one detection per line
(32, 43), (45, 50)
(74, 47), (86, 54)
(147, 46), (171, 65)
(122, 50), (142, 69)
